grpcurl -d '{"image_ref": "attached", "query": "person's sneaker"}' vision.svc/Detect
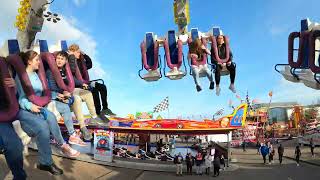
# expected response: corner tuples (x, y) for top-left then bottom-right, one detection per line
(89, 117), (106, 125)
(85, 117), (103, 125)
(37, 163), (63, 175)
(196, 85), (202, 92)
(61, 144), (80, 158)
(80, 127), (93, 141)
(68, 133), (87, 146)
(216, 86), (221, 96)
(99, 111), (110, 122)
(101, 108), (116, 116)
(229, 84), (236, 93)
(209, 82), (215, 90)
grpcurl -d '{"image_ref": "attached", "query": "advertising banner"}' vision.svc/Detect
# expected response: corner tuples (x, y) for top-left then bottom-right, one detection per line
(93, 130), (114, 162)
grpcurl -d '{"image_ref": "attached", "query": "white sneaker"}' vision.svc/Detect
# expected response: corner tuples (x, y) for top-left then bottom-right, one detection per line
(216, 86), (221, 96)
(229, 84), (236, 93)
(61, 144), (80, 158)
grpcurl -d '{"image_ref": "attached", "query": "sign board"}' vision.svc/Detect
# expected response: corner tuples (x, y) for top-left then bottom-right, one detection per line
(93, 130), (114, 162)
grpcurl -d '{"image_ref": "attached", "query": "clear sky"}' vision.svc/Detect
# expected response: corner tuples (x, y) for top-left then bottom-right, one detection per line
(1, 0), (320, 118)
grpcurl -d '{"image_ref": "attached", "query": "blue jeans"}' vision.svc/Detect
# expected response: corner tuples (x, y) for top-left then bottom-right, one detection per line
(54, 100), (75, 136)
(40, 108), (65, 145)
(191, 65), (213, 86)
(17, 109), (63, 165)
(0, 122), (27, 180)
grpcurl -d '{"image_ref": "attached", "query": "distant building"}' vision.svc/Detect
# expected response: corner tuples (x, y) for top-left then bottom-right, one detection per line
(253, 102), (320, 125)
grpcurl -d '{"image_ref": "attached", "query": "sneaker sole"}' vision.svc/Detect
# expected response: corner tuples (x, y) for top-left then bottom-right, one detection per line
(68, 141), (88, 147)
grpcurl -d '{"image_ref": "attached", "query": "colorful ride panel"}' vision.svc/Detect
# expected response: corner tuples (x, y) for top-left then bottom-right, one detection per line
(109, 103), (248, 131)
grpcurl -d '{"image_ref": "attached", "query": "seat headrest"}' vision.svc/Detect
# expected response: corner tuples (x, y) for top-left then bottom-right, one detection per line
(168, 30), (177, 43)
(212, 27), (223, 36)
(191, 28), (199, 41)
(145, 32), (155, 48)
(60, 40), (68, 51)
(145, 32), (154, 41)
(39, 40), (49, 52)
(301, 18), (311, 31)
(8, 40), (20, 55)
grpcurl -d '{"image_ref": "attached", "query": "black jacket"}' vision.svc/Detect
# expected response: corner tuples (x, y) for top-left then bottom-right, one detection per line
(211, 43), (233, 64)
(278, 146), (284, 155)
(78, 54), (92, 73)
(68, 54), (92, 87)
(185, 155), (195, 165)
(69, 53), (92, 75)
(213, 157), (221, 166)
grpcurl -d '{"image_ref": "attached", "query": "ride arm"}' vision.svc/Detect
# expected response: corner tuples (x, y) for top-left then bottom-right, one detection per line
(46, 69), (63, 99)
(73, 75), (83, 87)
(210, 48), (217, 64)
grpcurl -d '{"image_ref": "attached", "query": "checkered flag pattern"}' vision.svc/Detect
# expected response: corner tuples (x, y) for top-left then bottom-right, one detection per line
(153, 97), (169, 113)
(214, 108), (224, 116)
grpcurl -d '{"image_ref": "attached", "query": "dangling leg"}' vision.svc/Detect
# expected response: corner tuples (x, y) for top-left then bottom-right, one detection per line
(96, 82), (116, 116)
(191, 66), (202, 92)
(91, 85), (101, 115)
(203, 65), (214, 90)
(214, 64), (222, 95)
(227, 63), (236, 93)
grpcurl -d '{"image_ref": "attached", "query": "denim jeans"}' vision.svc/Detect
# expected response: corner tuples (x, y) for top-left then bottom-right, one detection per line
(40, 108), (65, 145)
(54, 100), (75, 136)
(0, 122), (27, 180)
(17, 109), (58, 165)
(191, 65), (213, 86)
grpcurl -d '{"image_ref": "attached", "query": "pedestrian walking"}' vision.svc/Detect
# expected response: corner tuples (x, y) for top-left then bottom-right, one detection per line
(185, 153), (194, 175)
(195, 152), (203, 175)
(310, 138), (315, 158)
(205, 153), (213, 175)
(256, 140), (261, 154)
(220, 155), (226, 170)
(269, 147), (275, 164)
(278, 144), (284, 164)
(174, 152), (183, 176)
(213, 156), (221, 177)
(260, 143), (269, 164)
(295, 145), (301, 166)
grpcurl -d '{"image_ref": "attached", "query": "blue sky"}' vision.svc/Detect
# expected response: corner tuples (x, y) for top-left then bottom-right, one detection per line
(1, 0), (320, 118)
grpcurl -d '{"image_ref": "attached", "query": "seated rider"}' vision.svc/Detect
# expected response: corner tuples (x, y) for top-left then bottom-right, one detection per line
(68, 44), (115, 116)
(45, 51), (89, 145)
(210, 35), (236, 96)
(51, 51), (102, 141)
(188, 39), (215, 92)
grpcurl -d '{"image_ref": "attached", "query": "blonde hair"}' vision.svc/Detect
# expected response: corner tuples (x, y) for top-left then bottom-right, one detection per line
(68, 44), (80, 52)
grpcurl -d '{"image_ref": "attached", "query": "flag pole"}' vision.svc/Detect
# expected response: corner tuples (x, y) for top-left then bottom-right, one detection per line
(168, 96), (170, 119)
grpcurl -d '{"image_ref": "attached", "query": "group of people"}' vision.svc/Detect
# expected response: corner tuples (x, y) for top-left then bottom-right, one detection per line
(173, 149), (226, 177)
(0, 44), (115, 179)
(258, 138), (318, 167)
(188, 35), (236, 95)
(258, 141), (311, 166)
(259, 141), (282, 165)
